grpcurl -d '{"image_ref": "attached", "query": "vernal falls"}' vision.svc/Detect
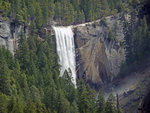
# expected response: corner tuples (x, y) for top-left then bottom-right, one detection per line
(53, 26), (76, 86)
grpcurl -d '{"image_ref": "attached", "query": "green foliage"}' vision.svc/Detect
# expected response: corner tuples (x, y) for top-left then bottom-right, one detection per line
(35, 3), (43, 28)
(35, 100), (47, 113)
(0, 0), (136, 26)
(0, 41), (123, 113)
(56, 90), (70, 113)
(96, 90), (105, 113)
(16, 0), (28, 24)
(87, 85), (97, 113)
(124, 13), (150, 65)
(105, 94), (117, 113)
(16, 31), (30, 73)
(70, 100), (79, 113)
(0, 1), (11, 17)
(8, 96), (24, 113)
(24, 100), (37, 113)
(0, 48), (11, 95)
(61, 69), (76, 103)
(79, 89), (90, 113)
(0, 92), (8, 113)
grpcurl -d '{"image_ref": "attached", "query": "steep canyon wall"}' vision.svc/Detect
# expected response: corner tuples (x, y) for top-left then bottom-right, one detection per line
(74, 15), (126, 87)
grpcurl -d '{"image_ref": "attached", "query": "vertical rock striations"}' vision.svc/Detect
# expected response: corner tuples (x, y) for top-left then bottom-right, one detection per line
(0, 20), (14, 53)
(0, 20), (26, 55)
(74, 15), (126, 87)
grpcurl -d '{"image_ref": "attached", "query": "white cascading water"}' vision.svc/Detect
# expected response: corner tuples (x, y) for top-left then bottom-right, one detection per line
(53, 26), (76, 86)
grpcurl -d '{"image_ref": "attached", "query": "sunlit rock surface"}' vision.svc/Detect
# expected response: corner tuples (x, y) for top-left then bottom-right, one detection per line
(74, 15), (126, 87)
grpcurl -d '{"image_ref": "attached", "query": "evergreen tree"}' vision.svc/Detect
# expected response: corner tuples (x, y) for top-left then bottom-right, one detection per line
(0, 48), (11, 95)
(40, 0), (49, 25)
(27, 0), (36, 20)
(94, 0), (101, 19)
(70, 100), (79, 113)
(16, 31), (30, 72)
(87, 85), (97, 113)
(0, 1), (11, 17)
(100, 0), (109, 10)
(56, 90), (70, 113)
(16, 0), (28, 24)
(8, 97), (24, 113)
(35, 3), (43, 28)
(24, 100), (37, 113)
(48, 0), (55, 19)
(36, 100), (47, 113)
(0, 92), (8, 113)
(19, 73), (30, 100)
(79, 89), (90, 113)
(54, 2), (62, 21)
(105, 94), (117, 113)
(96, 90), (106, 113)
(69, 3), (75, 24)
(30, 85), (41, 102)
(61, 69), (76, 103)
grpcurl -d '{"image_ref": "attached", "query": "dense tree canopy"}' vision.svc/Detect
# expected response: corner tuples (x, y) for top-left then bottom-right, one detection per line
(0, 0), (137, 26)
(0, 30), (122, 112)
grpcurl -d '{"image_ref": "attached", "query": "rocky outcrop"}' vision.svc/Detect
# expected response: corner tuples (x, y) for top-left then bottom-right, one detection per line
(0, 21), (11, 38)
(74, 15), (126, 86)
(0, 20), (24, 54)
(0, 20), (13, 53)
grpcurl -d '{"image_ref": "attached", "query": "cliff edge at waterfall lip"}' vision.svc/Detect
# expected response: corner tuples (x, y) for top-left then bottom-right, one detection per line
(52, 25), (71, 28)
(50, 13), (129, 29)
(52, 19), (101, 29)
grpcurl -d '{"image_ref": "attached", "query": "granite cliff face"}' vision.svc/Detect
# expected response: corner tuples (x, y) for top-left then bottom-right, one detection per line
(74, 15), (126, 87)
(0, 20), (25, 54)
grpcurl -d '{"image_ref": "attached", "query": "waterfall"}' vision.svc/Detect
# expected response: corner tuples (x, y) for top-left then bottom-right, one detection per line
(53, 26), (76, 86)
